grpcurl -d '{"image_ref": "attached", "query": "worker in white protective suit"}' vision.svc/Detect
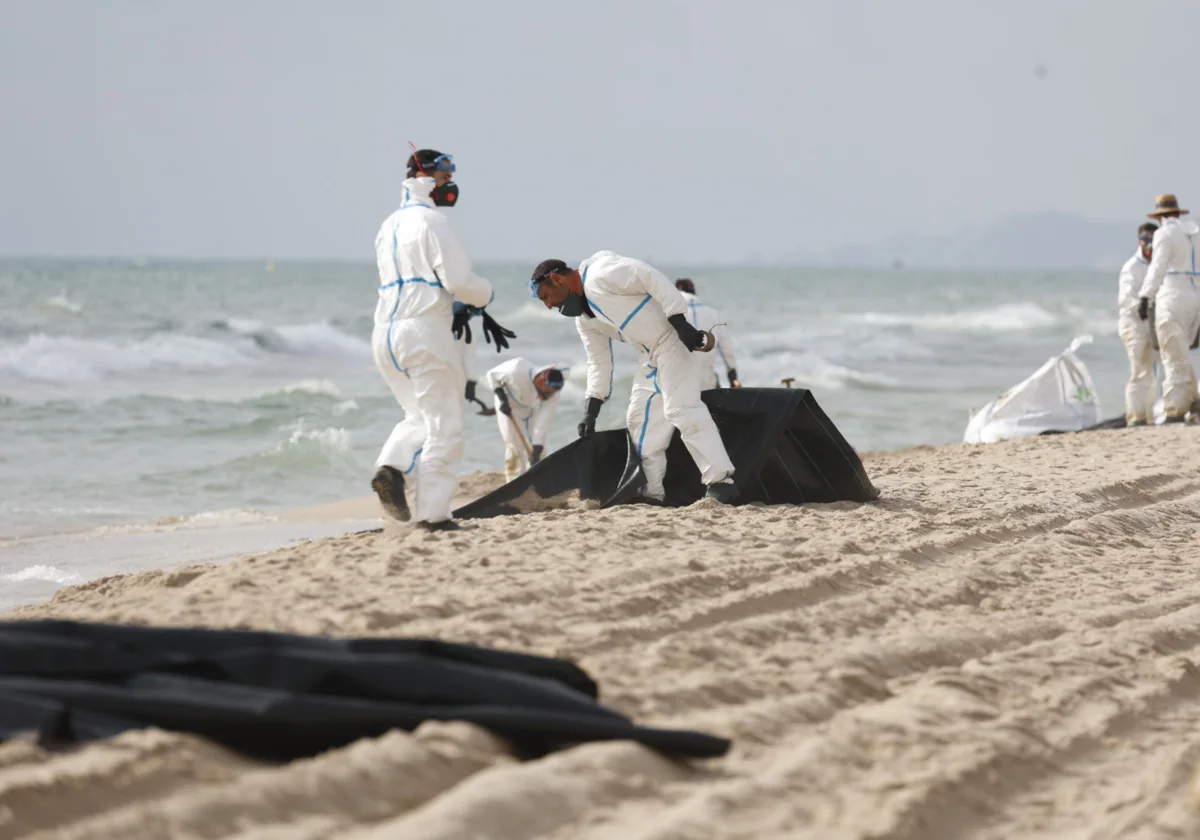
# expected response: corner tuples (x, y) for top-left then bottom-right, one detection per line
(1135, 194), (1200, 423)
(674, 278), (741, 389)
(529, 252), (739, 505)
(485, 358), (567, 480)
(1117, 222), (1159, 425)
(370, 149), (515, 531)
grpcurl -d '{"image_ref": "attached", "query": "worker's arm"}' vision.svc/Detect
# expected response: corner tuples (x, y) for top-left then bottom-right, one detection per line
(577, 319), (615, 402)
(530, 393), (560, 448)
(632, 260), (688, 319)
(1137, 229), (1173, 302)
(427, 216), (493, 308)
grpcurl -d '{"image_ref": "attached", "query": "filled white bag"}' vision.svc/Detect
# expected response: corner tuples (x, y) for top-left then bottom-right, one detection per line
(963, 336), (1103, 444)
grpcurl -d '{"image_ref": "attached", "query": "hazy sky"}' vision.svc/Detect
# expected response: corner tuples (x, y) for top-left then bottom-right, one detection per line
(3, 0), (1198, 263)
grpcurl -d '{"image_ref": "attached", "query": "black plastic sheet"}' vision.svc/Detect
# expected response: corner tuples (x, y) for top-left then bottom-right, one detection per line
(456, 387), (877, 518)
(0, 620), (731, 762)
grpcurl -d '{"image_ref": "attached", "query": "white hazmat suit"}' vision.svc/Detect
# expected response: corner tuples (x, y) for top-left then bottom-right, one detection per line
(484, 358), (563, 480)
(575, 251), (735, 501)
(1117, 249), (1157, 423)
(1137, 217), (1200, 418)
(680, 290), (738, 389)
(372, 177), (492, 523)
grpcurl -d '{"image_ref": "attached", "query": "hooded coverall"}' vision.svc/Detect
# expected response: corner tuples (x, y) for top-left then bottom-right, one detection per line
(575, 251), (735, 501)
(372, 177), (492, 523)
(485, 358), (563, 480)
(1117, 249), (1157, 423)
(1137, 217), (1200, 418)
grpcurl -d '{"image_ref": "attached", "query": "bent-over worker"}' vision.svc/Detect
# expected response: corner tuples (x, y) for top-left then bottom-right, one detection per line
(530, 251), (739, 505)
(485, 358), (567, 480)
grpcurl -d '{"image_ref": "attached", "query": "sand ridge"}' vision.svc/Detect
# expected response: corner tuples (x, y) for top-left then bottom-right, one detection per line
(5, 427), (1200, 838)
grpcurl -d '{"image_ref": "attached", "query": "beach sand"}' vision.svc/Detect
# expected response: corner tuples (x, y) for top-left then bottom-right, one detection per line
(4, 428), (1200, 838)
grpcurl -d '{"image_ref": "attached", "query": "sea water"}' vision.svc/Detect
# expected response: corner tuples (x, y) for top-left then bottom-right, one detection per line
(0, 257), (1128, 545)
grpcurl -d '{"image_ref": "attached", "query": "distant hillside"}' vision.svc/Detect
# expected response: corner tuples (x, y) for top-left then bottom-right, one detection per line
(812, 211), (1137, 272)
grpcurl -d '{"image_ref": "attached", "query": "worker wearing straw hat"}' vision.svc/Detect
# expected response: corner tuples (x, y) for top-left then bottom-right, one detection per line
(1136, 194), (1200, 422)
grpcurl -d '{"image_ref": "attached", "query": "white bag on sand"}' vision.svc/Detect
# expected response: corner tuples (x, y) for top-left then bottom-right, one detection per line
(963, 336), (1103, 444)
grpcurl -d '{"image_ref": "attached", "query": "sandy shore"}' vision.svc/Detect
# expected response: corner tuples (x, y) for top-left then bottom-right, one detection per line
(5, 427), (1200, 838)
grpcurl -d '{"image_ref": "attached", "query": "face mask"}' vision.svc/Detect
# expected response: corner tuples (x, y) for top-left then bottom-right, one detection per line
(557, 294), (588, 317)
(432, 181), (459, 207)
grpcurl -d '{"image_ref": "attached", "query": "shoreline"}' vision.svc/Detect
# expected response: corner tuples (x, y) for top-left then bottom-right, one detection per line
(5, 428), (1200, 837)
(0, 471), (508, 612)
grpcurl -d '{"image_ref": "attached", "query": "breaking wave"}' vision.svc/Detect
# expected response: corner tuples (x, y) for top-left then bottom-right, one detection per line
(0, 333), (257, 382)
(846, 302), (1061, 332)
(0, 320), (370, 382)
(0, 564), (82, 585)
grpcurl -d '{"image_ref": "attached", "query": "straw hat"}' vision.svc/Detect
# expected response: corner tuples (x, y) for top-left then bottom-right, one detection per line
(1148, 193), (1189, 218)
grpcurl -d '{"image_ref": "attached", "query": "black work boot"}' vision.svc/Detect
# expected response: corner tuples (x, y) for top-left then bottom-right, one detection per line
(417, 519), (461, 532)
(371, 466), (411, 522)
(704, 481), (740, 504)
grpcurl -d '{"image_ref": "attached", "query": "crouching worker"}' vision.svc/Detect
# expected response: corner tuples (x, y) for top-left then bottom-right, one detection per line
(486, 358), (566, 480)
(530, 251), (739, 505)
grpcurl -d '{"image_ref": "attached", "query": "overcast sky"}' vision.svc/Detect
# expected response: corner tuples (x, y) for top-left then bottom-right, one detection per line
(2, 0), (1197, 264)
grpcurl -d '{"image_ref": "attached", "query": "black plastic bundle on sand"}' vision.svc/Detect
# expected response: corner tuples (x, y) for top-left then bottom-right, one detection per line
(0, 620), (731, 762)
(455, 387), (878, 519)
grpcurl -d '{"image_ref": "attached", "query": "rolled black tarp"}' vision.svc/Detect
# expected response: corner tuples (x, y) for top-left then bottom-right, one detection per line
(0, 620), (731, 762)
(455, 387), (878, 518)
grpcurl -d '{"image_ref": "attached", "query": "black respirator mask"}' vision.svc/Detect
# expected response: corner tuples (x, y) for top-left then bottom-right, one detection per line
(557, 294), (588, 317)
(431, 181), (459, 207)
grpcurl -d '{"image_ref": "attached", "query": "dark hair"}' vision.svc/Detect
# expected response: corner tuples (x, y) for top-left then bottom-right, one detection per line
(407, 148), (445, 177)
(531, 259), (569, 284)
(675, 278), (696, 294)
(545, 368), (565, 385)
(1138, 222), (1158, 236)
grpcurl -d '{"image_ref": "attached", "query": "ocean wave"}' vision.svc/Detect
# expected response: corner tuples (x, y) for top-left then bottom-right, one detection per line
(43, 292), (84, 315)
(0, 564), (82, 585)
(847, 302), (1060, 332)
(745, 349), (899, 391)
(496, 301), (564, 325)
(0, 333), (257, 382)
(90, 507), (275, 534)
(276, 379), (344, 398)
(212, 318), (370, 358)
(742, 327), (935, 364)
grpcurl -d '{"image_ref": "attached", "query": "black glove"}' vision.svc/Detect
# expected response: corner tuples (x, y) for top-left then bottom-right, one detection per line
(480, 309), (516, 353)
(667, 313), (704, 352)
(494, 388), (512, 416)
(464, 380), (477, 402)
(531, 444), (544, 465)
(1137, 296), (1150, 322)
(727, 368), (741, 388)
(452, 306), (476, 343)
(578, 397), (603, 438)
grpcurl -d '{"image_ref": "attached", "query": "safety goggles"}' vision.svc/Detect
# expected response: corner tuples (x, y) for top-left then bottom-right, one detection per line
(1138, 232), (1154, 244)
(416, 154), (456, 174)
(528, 267), (562, 297)
(536, 372), (566, 392)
